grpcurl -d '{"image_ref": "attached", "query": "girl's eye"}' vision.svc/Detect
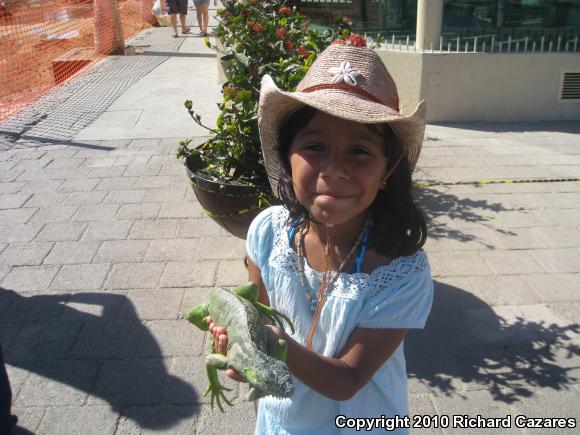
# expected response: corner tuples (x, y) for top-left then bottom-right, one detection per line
(304, 143), (325, 152)
(350, 147), (371, 156)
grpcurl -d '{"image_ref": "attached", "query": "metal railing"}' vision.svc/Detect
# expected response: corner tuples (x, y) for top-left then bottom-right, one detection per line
(365, 32), (580, 54)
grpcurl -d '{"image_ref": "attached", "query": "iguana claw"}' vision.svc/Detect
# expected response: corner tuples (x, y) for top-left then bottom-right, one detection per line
(204, 365), (233, 412)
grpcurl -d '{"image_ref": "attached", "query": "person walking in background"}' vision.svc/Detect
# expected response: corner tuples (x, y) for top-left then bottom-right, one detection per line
(193, 0), (211, 36)
(162, 0), (190, 38)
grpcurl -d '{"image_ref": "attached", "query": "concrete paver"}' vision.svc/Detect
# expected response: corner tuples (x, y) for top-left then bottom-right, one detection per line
(81, 220), (135, 241)
(1, 266), (60, 292)
(0, 7), (579, 434)
(159, 261), (217, 288)
(37, 406), (119, 435)
(50, 263), (111, 291)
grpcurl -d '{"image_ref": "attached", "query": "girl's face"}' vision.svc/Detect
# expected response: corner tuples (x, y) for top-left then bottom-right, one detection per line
(288, 111), (388, 226)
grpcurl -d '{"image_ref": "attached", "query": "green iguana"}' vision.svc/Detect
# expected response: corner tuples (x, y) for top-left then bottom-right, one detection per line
(187, 282), (295, 411)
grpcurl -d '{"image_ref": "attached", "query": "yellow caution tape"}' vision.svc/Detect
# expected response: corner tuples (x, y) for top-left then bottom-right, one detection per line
(203, 204), (261, 219)
(415, 177), (580, 188)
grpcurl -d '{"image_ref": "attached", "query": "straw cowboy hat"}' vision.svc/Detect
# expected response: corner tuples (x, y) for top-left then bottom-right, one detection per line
(258, 43), (426, 194)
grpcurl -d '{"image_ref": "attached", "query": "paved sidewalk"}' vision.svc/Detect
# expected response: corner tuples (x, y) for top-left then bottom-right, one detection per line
(1, 8), (580, 434)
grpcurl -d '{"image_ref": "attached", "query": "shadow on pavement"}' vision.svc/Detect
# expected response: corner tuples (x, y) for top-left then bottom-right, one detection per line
(406, 281), (580, 403)
(417, 185), (517, 244)
(12, 427), (35, 435)
(0, 287), (198, 430)
(0, 133), (117, 151)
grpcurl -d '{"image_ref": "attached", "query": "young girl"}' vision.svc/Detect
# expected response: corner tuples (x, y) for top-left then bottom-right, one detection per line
(209, 42), (433, 434)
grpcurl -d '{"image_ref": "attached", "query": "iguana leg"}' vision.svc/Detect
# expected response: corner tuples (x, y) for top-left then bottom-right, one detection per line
(255, 302), (295, 335)
(266, 332), (288, 362)
(246, 386), (267, 401)
(186, 303), (210, 331)
(206, 353), (228, 368)
(275, 339), (288, 362)
(204, 364), (233, 412)
(202, 337), (232, 412)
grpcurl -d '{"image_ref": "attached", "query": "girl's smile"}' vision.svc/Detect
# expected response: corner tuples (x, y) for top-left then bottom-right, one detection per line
(288, 111), (388, 227)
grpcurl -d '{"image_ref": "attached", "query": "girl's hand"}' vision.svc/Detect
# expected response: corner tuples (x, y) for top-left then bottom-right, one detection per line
(206, 316), (247, 383)
(264, 324), (285, 342)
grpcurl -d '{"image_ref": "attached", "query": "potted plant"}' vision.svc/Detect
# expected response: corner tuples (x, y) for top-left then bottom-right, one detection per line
(177, 0), (354, 238)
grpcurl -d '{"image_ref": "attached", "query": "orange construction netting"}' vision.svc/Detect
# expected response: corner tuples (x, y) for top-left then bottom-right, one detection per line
(0, 0), (155, 121)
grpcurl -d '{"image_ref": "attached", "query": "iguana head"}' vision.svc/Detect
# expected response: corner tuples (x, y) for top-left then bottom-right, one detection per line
(187, 303), (210, 331)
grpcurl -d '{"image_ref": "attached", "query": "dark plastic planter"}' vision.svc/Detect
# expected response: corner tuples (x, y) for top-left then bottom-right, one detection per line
(184, 155), (271, 239)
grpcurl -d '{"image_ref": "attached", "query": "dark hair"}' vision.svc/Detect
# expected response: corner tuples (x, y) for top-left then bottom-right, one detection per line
(277, 106), (427, 259)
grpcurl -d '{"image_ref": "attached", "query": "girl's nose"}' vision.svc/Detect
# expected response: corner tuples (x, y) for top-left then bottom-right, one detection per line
(320, 153), (349, 180)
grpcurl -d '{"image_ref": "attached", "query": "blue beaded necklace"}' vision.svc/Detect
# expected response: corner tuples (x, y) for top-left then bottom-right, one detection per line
(288, 215), (373, 314)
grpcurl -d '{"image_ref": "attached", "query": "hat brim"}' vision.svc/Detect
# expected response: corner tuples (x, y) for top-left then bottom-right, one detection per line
(258, 74), (426, 195)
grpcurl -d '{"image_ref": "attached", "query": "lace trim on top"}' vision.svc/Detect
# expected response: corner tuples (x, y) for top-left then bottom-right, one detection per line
(268, 207), (428, 300)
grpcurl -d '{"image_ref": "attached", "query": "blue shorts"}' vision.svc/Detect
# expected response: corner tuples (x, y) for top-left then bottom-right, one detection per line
(167, 0), (188, 15)
(193, 0), (210, 6)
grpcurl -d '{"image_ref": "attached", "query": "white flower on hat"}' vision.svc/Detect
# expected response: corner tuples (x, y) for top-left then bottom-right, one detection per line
(327, 61), (361, 86)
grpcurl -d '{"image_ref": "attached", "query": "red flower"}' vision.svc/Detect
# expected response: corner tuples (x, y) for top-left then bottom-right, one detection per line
(279, 6), (291, 14)
(298, 45), (310, 58)
(252, 23), (264, 32)
(346, 34), (367, 47)
(284, 40), (294, 52)
(246, 19), (254, 29)
(331, 35), (367, 47)
(276, 27), (286, 38)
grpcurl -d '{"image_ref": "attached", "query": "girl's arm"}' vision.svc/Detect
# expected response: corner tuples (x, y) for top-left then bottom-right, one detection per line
(211, 259), (408, 401)
(282, 322), (407, 401)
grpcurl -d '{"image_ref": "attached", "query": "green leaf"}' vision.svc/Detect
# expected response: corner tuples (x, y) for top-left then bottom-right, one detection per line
(234, 51), (250, 67)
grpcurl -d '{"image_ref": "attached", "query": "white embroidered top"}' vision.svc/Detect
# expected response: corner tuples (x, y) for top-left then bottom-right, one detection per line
(246, 206), (434, 434)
